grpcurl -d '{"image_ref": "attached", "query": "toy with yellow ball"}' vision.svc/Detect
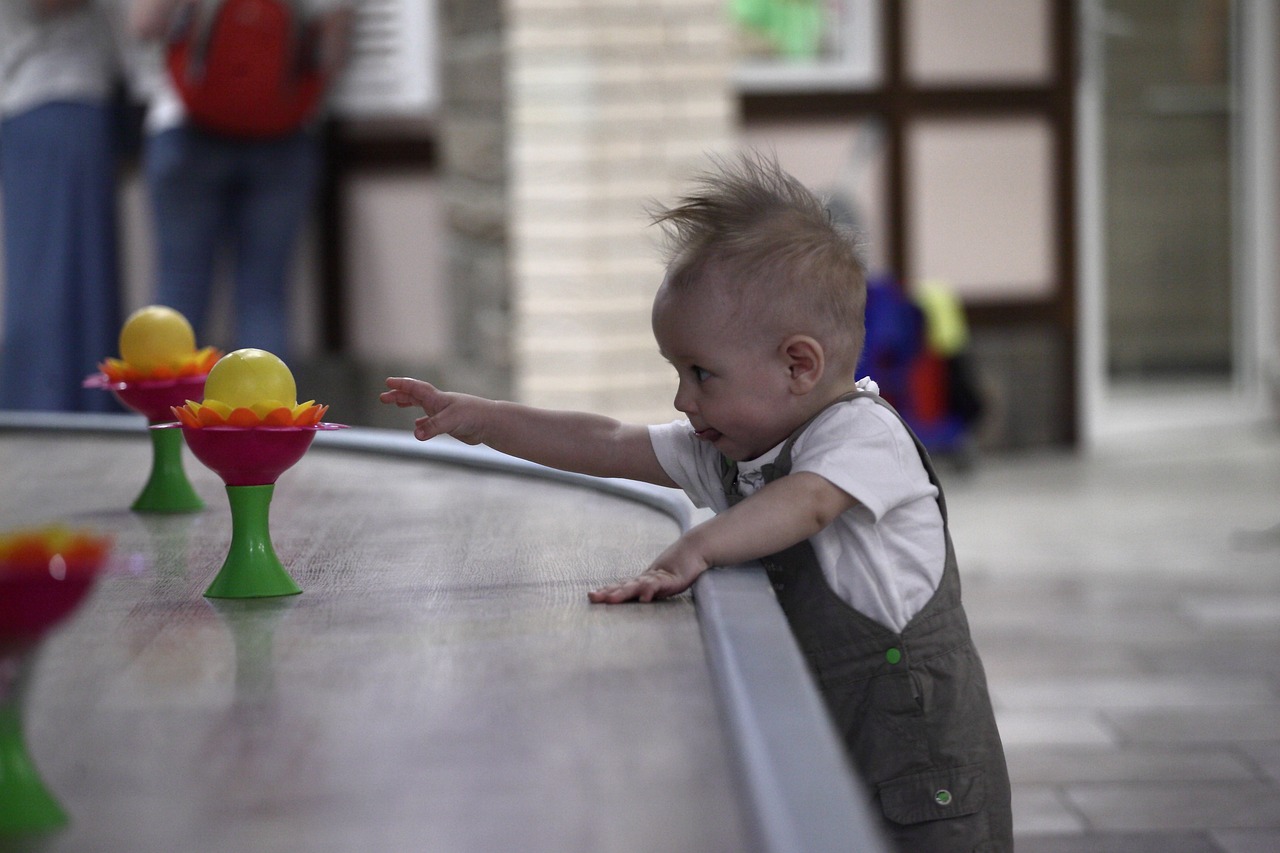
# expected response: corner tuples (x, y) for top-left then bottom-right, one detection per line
(83, 305), (213, 513)
(100, 305), (220, 381)
(163, 348), (342, 600)
(173, 348), (328, 428)
(1, 524), (113, 834)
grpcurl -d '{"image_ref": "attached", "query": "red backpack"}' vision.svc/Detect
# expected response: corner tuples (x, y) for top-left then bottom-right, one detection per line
(166, 0), (327, 138)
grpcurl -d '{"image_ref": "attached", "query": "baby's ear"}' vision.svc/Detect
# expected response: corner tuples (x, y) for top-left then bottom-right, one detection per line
(781, 335), (824, 393)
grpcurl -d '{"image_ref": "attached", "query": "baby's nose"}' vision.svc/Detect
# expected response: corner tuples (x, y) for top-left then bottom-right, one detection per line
(672, 382), (695, 415)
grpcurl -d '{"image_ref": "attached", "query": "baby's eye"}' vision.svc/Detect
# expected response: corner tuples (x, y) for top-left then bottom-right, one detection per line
(691, 366), (711, 383)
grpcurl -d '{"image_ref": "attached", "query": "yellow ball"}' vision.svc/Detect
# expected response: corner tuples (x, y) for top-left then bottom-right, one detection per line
(203, 349), (297, 410)
(119, 306), (196, 370)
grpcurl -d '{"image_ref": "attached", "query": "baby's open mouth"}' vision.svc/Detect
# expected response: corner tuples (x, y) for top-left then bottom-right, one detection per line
(694, 427), (723, 442)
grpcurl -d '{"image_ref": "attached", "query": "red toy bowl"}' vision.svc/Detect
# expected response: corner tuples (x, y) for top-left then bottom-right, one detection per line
(172, 424), (345, 486)
(1, 529), (110, 833)
(0, 535), (111, 643)
(0, 575), (99, 643)
(84, 373), (207, 423)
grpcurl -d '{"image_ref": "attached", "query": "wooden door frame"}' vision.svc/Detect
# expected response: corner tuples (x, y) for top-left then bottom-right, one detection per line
(740, 0), (1079, 444)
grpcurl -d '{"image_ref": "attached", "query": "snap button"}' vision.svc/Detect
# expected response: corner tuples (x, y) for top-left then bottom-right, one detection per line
(885, 647), (902, 665)
(934, 789), (952, 806)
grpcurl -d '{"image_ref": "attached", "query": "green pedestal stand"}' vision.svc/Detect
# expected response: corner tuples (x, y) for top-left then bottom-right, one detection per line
(132, 426), (204, 514)
(0, 663), (67, 835)
(203, 485), (301, 599)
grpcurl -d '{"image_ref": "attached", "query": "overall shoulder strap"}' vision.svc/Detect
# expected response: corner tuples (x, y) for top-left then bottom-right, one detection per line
(768, 390), (862, 477)
(861, 393), (951, 524)
(719, 390), (863, 494)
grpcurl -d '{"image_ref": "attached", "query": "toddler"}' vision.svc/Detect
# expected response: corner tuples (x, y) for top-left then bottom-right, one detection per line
(381, 152), (1012, 851)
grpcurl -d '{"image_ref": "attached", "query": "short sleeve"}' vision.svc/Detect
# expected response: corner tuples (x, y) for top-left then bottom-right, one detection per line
(789, 399), (938, 521)
(647, 420), (731, 512)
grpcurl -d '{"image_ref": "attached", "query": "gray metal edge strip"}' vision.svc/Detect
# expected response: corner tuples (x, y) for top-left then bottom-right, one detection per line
(1, 412), (888, 852)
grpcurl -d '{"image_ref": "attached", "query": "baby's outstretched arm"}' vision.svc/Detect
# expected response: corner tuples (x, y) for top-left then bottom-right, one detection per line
(381, 377), (675, 485)
(380, 377), (490, 443)
(589, 471), (856, 603)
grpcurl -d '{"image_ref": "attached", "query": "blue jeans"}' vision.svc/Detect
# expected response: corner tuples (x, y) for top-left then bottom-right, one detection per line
(144, 125), (320, 360)
(1, 101), (122, 412)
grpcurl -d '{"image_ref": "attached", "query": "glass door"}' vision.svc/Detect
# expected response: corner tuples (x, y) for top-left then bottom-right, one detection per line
(1080, 0), (1275, 441)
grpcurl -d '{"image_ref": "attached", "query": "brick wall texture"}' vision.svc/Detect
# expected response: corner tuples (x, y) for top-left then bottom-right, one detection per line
(441, 0), (735, 423)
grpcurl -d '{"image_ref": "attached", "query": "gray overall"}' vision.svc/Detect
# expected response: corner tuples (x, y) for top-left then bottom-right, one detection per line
(721, 393), (1013, 852)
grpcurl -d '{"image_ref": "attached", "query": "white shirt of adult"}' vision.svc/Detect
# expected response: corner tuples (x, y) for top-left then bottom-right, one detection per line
(648, 378), (946, 633)
(0, 0), (119, 118)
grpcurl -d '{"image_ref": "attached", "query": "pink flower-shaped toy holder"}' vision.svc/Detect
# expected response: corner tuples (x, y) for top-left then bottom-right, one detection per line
(94, 374), (205, 423)
(83, 373), (207, 512)
(0, 573), (99, 643)
(159, 423), (346, 599)
(1, 533), (111, 835)
(180, 426), (322, 487)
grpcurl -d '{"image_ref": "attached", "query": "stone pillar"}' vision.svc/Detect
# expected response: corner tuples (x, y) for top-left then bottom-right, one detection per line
(440, 0), (735, 422)
(439, 0), (513, 398)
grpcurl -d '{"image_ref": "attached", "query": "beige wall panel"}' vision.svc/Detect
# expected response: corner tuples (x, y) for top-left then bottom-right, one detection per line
(346, 174), (451, 364)
(908, 118), (1055, 299)
(741, 120), (889, 274)
(907, 0), (1052, 84)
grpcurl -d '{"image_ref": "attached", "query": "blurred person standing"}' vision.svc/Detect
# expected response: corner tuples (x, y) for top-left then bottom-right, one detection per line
(126, 0), (351, 360)
(0, 0), (124, 411)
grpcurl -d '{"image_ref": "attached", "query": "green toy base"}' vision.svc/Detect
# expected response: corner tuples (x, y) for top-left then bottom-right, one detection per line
(0, 690), (68, 835)
(203, 485), (301, 599)
(132, 426), (204, 513)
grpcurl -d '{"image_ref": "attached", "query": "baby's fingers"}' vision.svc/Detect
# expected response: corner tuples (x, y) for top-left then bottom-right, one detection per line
(587, 582), (636, 604)
(378, 389), (418, 407)
(381, 377), (437, 407)
(412, 414), (447, 441)
(588, 574), (669, 604)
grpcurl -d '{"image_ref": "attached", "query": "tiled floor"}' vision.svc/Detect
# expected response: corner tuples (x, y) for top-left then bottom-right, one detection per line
(942, 425), (1280, 853)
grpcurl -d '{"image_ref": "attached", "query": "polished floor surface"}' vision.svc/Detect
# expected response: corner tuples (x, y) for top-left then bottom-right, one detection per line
(944, 424), (1280, 853)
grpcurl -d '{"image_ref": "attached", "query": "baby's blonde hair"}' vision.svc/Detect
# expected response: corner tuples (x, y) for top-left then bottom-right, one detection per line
(651, 151), (867, 376)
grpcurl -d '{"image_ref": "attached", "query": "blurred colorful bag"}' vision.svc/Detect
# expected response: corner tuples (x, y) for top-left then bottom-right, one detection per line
(166, 0), (327, 138)
(857, 274), (985, 456)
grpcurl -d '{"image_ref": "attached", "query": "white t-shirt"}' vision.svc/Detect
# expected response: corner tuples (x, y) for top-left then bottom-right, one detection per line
(648, 384), (946, 632)
(0, 0), (120, 118)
